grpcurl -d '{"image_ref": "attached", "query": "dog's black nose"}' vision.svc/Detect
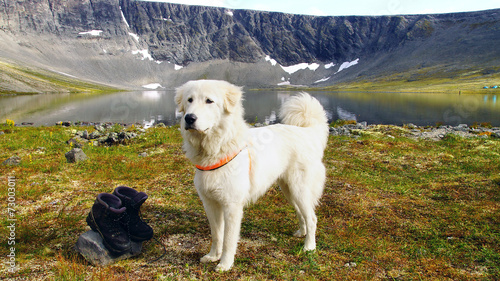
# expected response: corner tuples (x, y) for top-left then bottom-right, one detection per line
(185, 113), (197, 125)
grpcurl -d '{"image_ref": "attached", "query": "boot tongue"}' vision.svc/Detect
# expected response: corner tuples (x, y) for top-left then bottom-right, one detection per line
(131, 192), (148, 206)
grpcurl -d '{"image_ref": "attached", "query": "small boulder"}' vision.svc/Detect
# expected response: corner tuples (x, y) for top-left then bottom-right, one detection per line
(2, 156), (21, 166)
(75, 230), (142, 266)
(65, 148), (88, 163)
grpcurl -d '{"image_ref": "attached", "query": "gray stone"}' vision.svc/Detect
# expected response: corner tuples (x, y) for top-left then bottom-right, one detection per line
(88, 131), (100, 139)
(358, 121), (368, 129)
(67, 137), (84, 148)
(75, 230), (142, 266)
(2, 156), (21, 166)
(406, 123), (418, 129)
(94, 124), (105, 132)
(65, 148), (88, 163)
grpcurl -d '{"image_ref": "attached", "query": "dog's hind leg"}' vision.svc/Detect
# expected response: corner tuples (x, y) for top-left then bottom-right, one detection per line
(215, 203), (244, 272)
(285, 164), (325, 251)
(295, 198), (317, 251)
(200, 197), (224, 263)
(278, 179), (307, 237)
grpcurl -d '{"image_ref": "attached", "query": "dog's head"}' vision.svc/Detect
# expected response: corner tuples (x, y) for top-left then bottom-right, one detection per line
(175, 80), (244, 134)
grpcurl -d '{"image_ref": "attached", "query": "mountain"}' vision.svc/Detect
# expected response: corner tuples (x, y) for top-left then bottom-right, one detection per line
(0, 0), (499, 91)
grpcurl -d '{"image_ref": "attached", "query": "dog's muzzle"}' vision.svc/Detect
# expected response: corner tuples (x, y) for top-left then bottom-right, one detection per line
(184, 113), (197, 130)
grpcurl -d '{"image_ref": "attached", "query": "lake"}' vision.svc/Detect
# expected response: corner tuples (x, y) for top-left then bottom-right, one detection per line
(1, 90), (499, 127)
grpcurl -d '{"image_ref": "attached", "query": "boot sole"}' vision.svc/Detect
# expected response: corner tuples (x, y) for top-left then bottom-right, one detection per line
(130, 232), (153, 242)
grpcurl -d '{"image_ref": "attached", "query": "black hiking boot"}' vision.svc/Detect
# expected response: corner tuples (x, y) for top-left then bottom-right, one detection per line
(112, 186), (154, 242)
(86, 193), (131, 255)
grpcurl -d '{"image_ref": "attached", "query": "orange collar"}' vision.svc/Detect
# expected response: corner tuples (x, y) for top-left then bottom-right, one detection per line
(195, 146), (247, 171)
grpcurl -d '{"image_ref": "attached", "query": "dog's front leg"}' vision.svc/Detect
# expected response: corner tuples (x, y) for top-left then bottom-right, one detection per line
(200, 197), (224, 263)
(215, 203), (244, 272)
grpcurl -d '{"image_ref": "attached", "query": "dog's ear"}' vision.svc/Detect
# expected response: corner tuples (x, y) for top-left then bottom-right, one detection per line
(224, 84), (243, 113)
(174, 85), (185, 113)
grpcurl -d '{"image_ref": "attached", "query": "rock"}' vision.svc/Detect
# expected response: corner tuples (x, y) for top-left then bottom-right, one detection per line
(62, 121), (72, 127)
(329, 127), (339, 136)
(75, 230), (143, 266)
(65, 148), (88, 163)
(138, 152), (148, 157)
(89, 131), (101, 140)
(94, 124), (105, 132)
(455, 124), (470, 132)
(106, 132), (119, 145)
(406, 123), (418, 129)
(67, 137), (85, 148)
(2, 156), (21, 166)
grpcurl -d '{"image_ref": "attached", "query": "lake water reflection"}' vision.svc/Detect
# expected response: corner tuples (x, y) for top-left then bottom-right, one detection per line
(1, 90), (499, 126)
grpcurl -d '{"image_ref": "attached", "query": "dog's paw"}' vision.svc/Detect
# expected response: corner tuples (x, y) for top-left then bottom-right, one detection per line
(200, 254), (220, 263)
(293, 229), (306, 237)
(215, 262), (232, 272)
(303, 242), (316, 252)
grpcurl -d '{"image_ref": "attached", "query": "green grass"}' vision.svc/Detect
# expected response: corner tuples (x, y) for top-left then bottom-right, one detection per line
(0, 123), (499, 280)
(277, 65), (500, 94)
(0, 60), (121, 95)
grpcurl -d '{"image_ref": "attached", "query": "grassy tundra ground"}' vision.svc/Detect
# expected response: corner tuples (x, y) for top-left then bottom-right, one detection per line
(0, 60), (120, 95)
(0, 123), (499, 280)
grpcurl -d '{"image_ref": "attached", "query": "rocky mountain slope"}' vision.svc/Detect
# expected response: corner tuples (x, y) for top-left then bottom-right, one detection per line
(0, 0), (499, 90)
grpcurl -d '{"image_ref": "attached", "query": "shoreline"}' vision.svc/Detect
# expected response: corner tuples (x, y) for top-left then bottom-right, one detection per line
(5, 120), (500, 142)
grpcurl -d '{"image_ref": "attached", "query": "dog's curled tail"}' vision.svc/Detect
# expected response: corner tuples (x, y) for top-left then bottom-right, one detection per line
(279, 92), (329, 148)
(279, 92), (328, 128)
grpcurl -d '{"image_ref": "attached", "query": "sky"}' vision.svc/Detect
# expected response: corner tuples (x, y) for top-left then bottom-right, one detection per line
(143, 0), (500, 16)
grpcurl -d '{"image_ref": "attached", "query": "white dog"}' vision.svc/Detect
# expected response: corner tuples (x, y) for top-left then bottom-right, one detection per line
(175, 80), (329, 271)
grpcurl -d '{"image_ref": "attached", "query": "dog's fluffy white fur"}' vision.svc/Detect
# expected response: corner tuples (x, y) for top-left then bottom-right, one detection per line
(175, 80), (329, 271)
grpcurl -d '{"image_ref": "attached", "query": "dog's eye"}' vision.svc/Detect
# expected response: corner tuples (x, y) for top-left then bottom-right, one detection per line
(187, 97), (193, 103)
(206, 99), (214, 104)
